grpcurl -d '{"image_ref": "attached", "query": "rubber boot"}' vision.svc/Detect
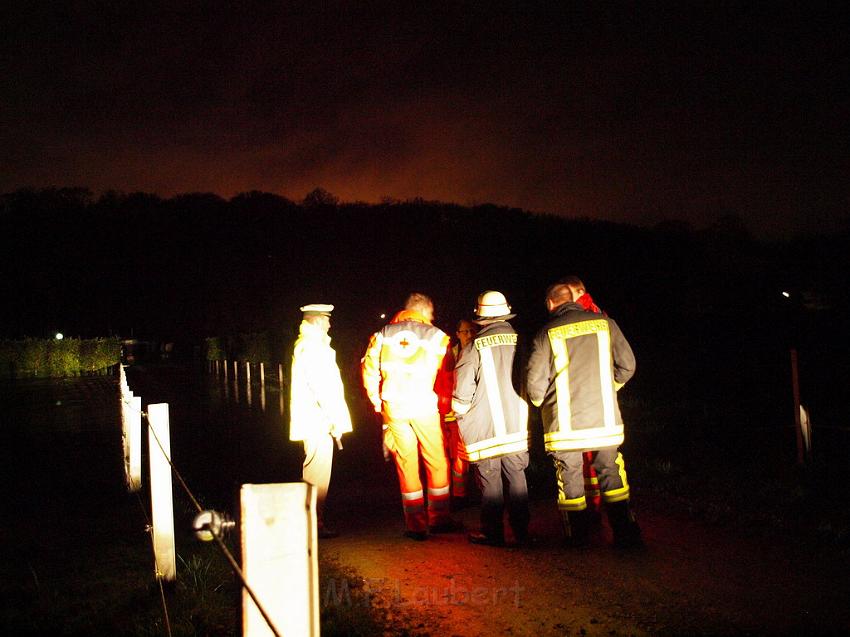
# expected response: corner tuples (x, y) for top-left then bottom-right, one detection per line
(606, 500), (642, 548)
(561, 509), (589, 548)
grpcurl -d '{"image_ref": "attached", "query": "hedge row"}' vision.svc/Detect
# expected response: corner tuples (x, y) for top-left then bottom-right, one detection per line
(0, 337), (121, 378)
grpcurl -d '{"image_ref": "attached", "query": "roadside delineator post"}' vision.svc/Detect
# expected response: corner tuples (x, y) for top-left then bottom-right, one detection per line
(128, 395), (142, 491)
(241, 482), (319, 637)
(148, 403), (177, 582)
(119, 366), (143, 492)
(259, 363), (267, 411)
(800, 404), (812, 462)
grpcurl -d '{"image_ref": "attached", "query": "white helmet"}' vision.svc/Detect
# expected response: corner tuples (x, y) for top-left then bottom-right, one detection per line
(475, 290), (515, 320)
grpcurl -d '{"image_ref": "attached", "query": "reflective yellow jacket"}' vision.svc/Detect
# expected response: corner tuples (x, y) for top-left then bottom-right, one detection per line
(361, 310), (453, 420)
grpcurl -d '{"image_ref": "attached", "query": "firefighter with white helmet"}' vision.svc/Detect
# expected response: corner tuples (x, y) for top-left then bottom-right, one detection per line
(452, 291), (531, 546)
(289, 304), (352, 539)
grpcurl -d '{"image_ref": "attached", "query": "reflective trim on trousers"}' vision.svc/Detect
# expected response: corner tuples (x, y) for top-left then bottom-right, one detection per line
(557, 493), (587, 512)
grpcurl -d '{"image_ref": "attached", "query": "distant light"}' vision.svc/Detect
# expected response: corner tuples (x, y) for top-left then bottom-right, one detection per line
(55, 332), (64, 340)
(380, 313), (386, 319)
(781, 291), (790, 298)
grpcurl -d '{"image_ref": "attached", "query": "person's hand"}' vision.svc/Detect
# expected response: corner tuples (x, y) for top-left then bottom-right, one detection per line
(382, 425), (391, 462)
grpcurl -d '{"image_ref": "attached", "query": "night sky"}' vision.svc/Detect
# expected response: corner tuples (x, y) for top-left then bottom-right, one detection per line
(2, 3), (848, 239)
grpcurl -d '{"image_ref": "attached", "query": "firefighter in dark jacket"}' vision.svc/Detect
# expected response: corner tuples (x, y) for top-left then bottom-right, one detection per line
(526, 281), (641, 548)
(453, 291), (530, 546)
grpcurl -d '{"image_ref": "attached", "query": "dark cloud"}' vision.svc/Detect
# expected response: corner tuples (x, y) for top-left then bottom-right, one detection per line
(2, 2), (848, 238)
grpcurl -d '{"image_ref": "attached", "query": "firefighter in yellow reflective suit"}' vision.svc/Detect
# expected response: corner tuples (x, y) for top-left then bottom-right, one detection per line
(527, 281), (641, 548)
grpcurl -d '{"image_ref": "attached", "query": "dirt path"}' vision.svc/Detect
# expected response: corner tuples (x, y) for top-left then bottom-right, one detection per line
(323, 494), (850, 636)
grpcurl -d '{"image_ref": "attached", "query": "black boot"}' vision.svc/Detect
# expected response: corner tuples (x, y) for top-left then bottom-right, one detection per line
(561, 509), (589, 547)
(606, 500), (642, 548)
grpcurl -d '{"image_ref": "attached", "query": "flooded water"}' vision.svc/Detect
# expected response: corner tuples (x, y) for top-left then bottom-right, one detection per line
(0, 364), (402, 543)
(123, 363), (401, 524)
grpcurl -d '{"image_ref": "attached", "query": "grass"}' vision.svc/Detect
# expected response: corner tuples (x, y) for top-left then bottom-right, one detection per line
(618, 393), (850, 555)
(1, 522), (409, 636)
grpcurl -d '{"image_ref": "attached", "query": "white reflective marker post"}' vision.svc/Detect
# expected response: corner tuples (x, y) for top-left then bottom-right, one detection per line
(128, 395), (142, 491)
(241, 483), (319, 637)
(119, 366), (142, 492)
(148, 403), (176, 581)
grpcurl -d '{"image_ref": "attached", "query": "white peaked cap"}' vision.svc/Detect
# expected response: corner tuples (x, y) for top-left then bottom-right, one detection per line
(300, 303), (334, 316)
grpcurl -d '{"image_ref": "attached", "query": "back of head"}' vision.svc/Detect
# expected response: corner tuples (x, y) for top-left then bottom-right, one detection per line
(559, 275), (586, 296)
(545, 283), (573, 309)
(405, 292), (434, 314)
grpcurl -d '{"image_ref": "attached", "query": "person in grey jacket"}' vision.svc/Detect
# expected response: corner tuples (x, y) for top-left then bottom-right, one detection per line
(452, 291), (530, 546)
(526, 280), (641, 548)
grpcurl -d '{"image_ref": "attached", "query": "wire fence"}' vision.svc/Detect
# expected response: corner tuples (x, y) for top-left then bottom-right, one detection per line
(120, 370), (285, 637)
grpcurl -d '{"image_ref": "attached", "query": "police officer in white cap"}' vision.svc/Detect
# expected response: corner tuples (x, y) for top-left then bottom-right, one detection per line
(290, 303), (352, 538)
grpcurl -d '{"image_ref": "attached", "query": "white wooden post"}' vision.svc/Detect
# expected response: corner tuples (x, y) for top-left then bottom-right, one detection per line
(147, 403), (177, 581)
(278, 363), (284, 390)
(128, 395), (142, 492)
(800, 404), (812, 459)
(119, 366), (142, 492)
(121, 387), (131, 485)
(241, 483), (319, 637)
(246, 361), (252, 384)
(224, 359), (229, 380)
(259, 362), (267, 411)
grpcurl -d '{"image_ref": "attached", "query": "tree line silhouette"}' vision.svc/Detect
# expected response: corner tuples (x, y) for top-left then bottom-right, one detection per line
(2, 186), (848, 435)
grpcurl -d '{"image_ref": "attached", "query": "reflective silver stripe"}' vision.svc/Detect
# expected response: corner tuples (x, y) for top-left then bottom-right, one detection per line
(402, 490), (424, 501)
(428, 485), (450, 496)
(544, 429), (624, 451)
(550, 334), (571, 433)
(597, 328), (615, 430)
(464, 430), (528, 455)
(452, 399), (471, 415)
(479, 347), (507, 438)
(466, 437), (530, 462)
(517, 398), (528, 435)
